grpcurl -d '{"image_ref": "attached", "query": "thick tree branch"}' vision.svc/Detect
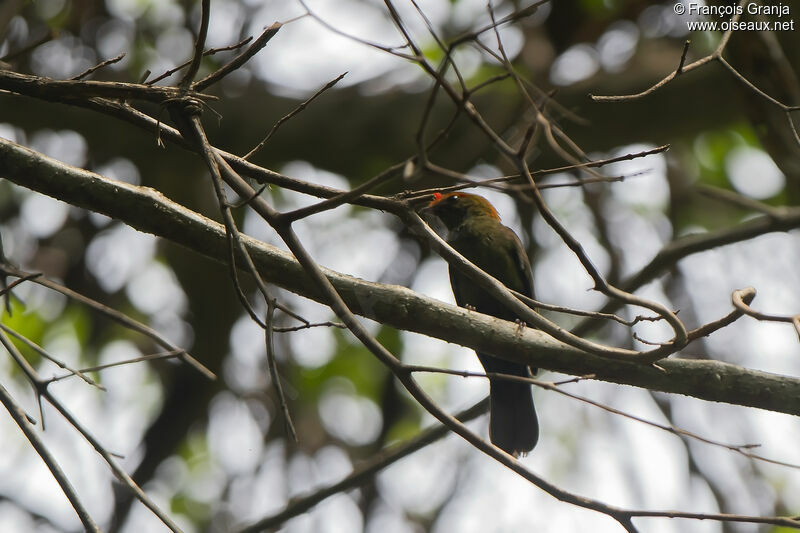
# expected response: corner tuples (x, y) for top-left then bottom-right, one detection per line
(2, 137), (800, 417)
(0, 70), (213, 103)
(0, 136), (797, 416)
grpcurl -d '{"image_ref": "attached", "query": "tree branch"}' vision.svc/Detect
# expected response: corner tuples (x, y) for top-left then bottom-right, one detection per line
(572, 208), (800, 336)
(0, 382), (100, 532)
(0, 70), (214, 103)
(3, 137), (800, 417)
(236, 399), (490, 533)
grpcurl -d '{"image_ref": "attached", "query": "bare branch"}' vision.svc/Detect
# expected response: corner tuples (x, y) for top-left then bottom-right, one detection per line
(408, 365), (800, 470)
(732, 287), (800, 341)
(5, 138), (800, 417)
(45, 350), (184, 384)
(591, 0), (800, 148)
(236, 399), (490, 532)
(0, 324), (103, 390)
(244, 71), (347, 160)
(145, 35), (255, 86)
(0, 70), (215, 104)
(178, 0), (210, 88)
(70, 53), (126, 81)
(194, 22), (283, 91)
(0, 30), (57, 63)
(0, 381), (101, 532)
(0, 263), (215, 380)
(676, 40), (691, 74)
(0, 330), (181, 531)
(573, 204), (800, 337)
(273, 320), (345, 332)
(686, 288), (754, 343)
(697, 184), (784, 217)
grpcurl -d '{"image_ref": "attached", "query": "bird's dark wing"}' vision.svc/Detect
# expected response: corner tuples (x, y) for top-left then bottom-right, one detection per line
(501, 225), (534, 300)
(447, 221), (534, 319)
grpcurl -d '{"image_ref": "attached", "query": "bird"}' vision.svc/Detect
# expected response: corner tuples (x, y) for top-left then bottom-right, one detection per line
(424, 191), (539, 456)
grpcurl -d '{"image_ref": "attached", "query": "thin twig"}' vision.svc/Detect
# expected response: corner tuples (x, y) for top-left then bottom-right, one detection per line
(0, 30), (57, 63)
(0, 382), (101, 532)
(194, 22), (283, 91)
(45, 350), (185, 384)
(407, 364), (800, 470)
(696, 184), (784, 217)
(235, 399), (490, 532)
(718, 55), (800, 111)
(0, 271), (41, 297)
(145, 36), (253, 85)
(686, 288), (754, 342)
(0, 264), (215, 380)
(573, 205), (800, 337)
(0, 330), (182, 531)
(732, 287), (800, 341)
(244, 72), (347, 160)
(265, 303), (298, 441)
(70, 53), (125, 81)
(281, 161), (405, 223)
(505, 288), (664, 328)
(788, 110), (800, 146)
(0, 324), (103, 390)
(178, 0), (210, 89)
(408, 145), (667, 199)
(449, 0), (551, 47)
(299, 0), (418, 61)
(171, 101), (298, 439)
(273, 320), (345, 333)
(677, 40), (690, 74)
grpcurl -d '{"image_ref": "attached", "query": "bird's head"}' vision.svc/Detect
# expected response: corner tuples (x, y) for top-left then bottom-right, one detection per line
(424, 192), (500, 229)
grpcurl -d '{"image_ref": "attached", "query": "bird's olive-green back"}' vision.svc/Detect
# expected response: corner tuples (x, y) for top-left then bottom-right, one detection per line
(427, 193), (534, 320)
(448, 218), (533, 321)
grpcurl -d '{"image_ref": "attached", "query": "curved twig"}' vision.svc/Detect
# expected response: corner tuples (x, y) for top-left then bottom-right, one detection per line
(733, 287), (800, 341)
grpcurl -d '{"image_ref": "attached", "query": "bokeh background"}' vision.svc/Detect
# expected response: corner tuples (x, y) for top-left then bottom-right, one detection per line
(1, 0), (800, 532)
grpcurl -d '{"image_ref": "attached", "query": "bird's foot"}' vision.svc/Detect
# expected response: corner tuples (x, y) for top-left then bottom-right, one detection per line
(514, 318), (526, 335)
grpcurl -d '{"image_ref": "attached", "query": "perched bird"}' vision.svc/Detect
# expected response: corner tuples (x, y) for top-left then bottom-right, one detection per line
(425, 191), (539, 456)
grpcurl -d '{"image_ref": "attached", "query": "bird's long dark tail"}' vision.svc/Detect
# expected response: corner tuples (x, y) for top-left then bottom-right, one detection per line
(478, 352), (539, 456)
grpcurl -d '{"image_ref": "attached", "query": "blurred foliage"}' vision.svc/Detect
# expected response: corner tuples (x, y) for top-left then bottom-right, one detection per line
(1, 0), (799, 532)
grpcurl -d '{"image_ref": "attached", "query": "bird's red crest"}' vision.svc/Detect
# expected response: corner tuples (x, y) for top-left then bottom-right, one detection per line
(427, 191), (500, 219)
